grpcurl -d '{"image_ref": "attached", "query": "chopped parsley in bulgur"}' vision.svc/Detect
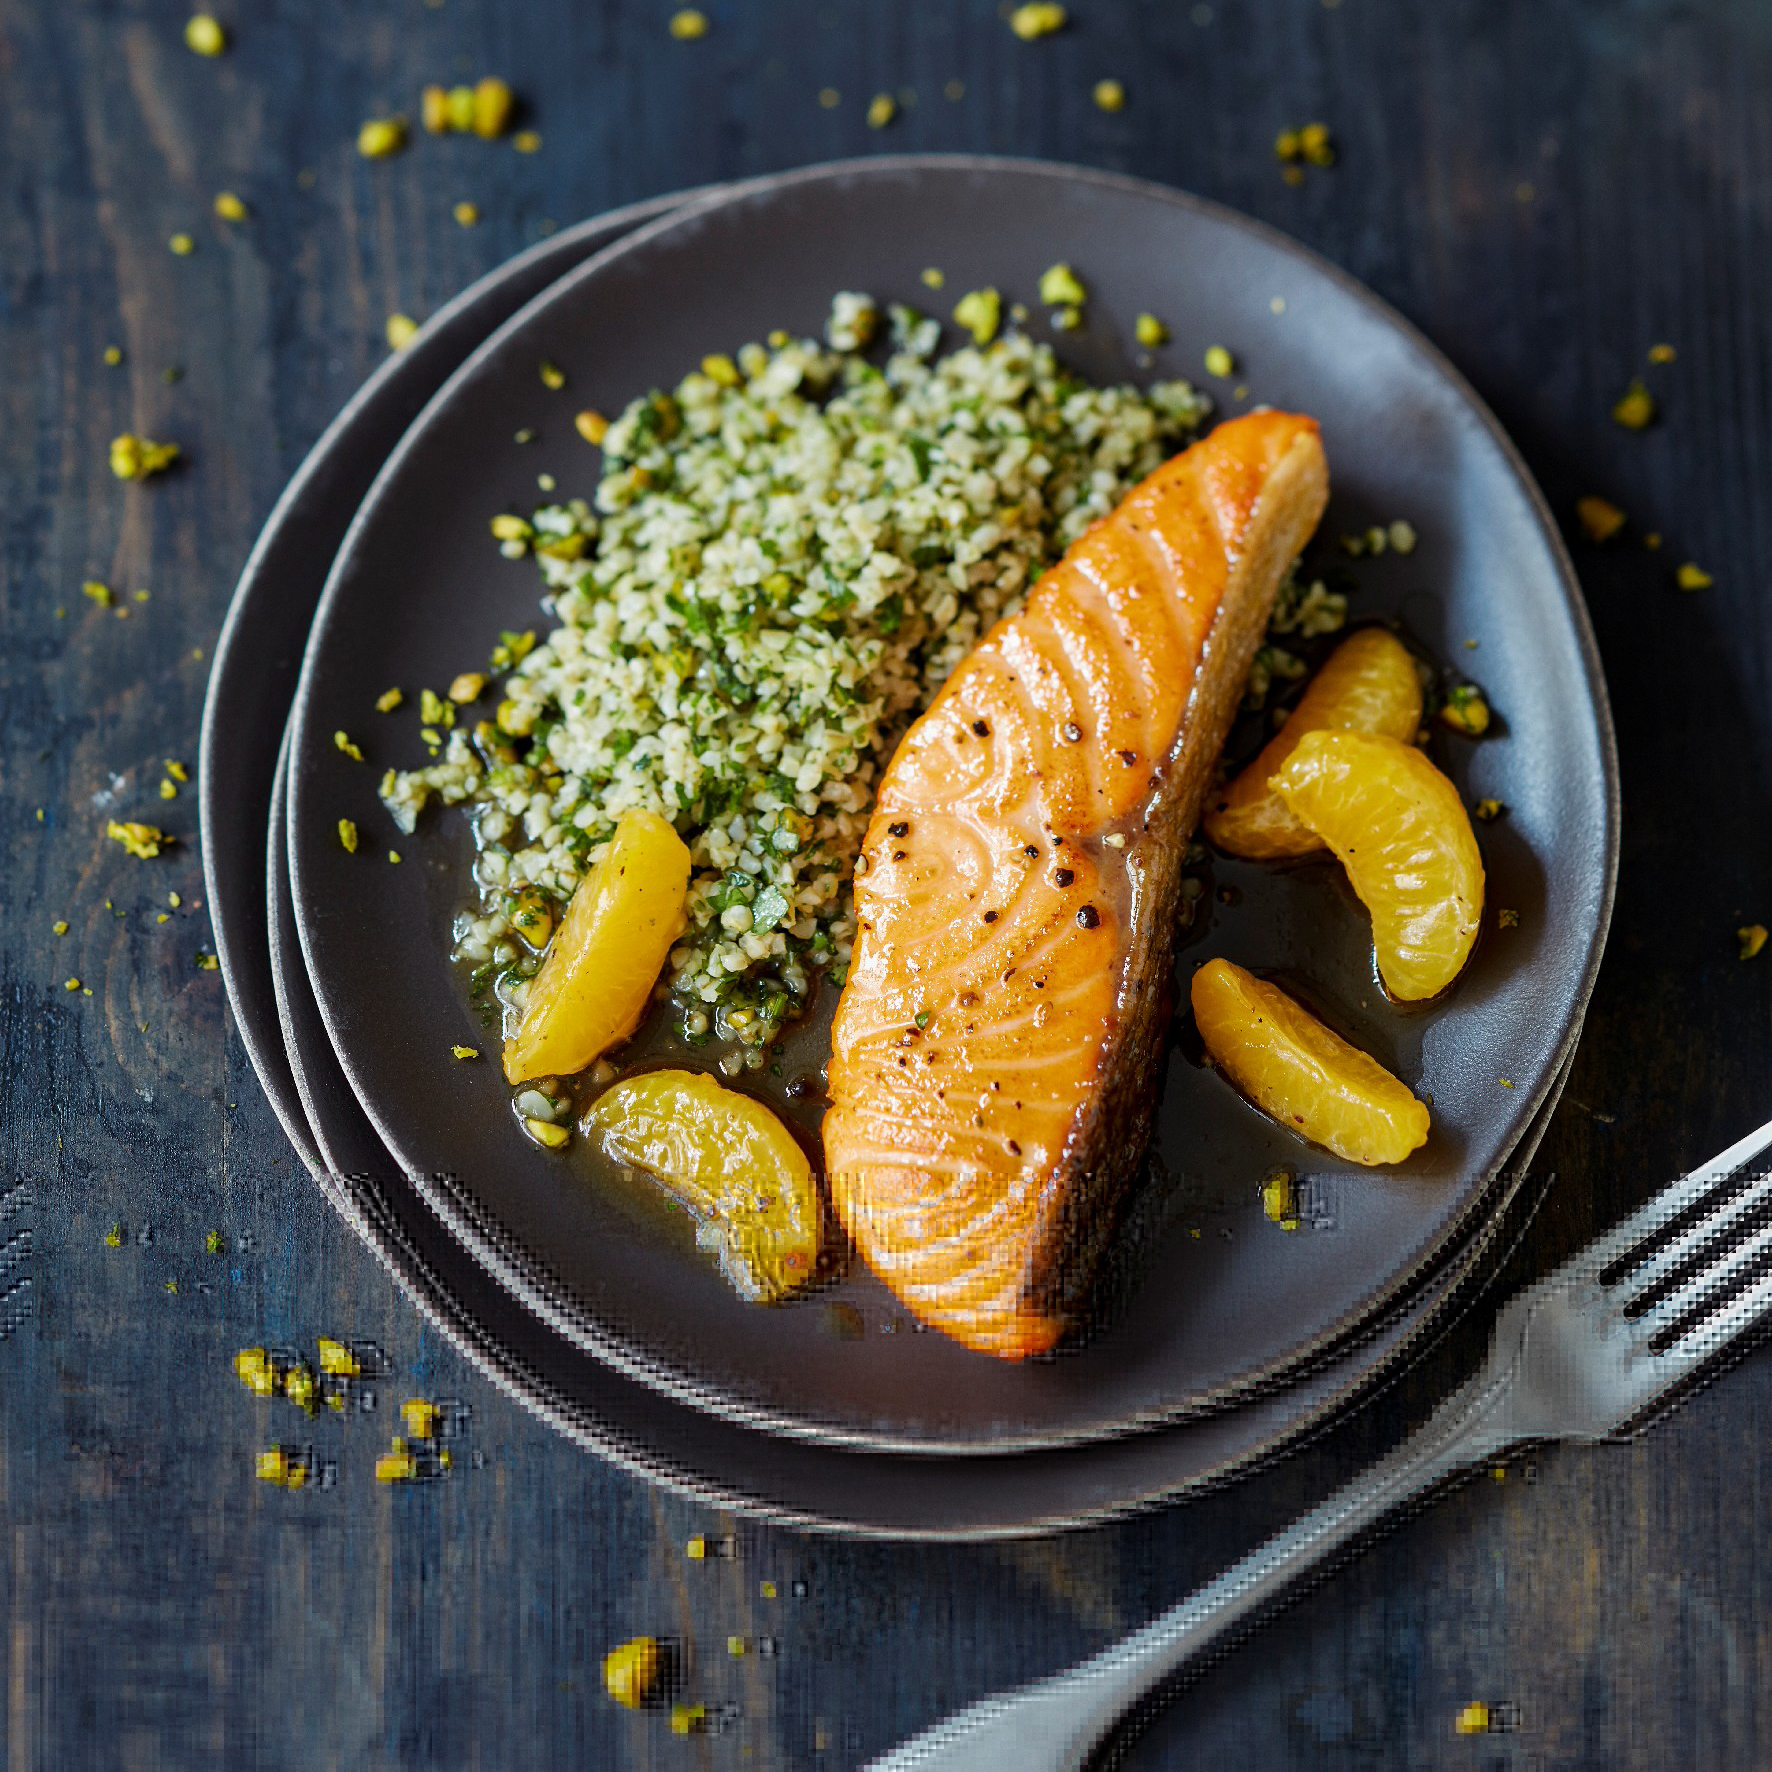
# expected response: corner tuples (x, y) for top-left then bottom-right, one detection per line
(384, 297), (1211, 1055)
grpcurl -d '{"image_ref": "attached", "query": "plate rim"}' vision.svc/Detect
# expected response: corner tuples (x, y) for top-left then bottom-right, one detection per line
(284, 152), (1621, 1456)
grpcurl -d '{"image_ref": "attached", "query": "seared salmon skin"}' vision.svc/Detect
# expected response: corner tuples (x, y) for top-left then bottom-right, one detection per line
(824, 410), (1330, 1359)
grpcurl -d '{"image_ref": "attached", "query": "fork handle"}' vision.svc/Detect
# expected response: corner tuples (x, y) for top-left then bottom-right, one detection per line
(867, 1372), (1524, 1772)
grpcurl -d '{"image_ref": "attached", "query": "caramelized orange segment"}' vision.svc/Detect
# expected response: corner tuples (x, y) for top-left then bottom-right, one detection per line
(584, 1068), (819, 1302)
(1271, 729), (1484, 1000)
(503, 809), (690, 1083)
(1205, 627), (1424, 859)
(1191, 957), (1431, 1166)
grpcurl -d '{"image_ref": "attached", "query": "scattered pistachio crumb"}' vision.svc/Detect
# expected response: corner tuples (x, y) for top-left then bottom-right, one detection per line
(1576, 495), (1626, 542)
(334, 730), (365, 761)
(1203, 344), (1234, 378)
(108, 819), (169, 859)
(184, 13), (227, 55)
(448, 672), (488, 703)
(920, 267), (945, 289)
(376, 1450), (418, 1484)
(1498, 908), (1520, 929)
(169, 890), (182, 907)
(540, 359), (566, 390)
(1612, 379), (1655, 429)
(1009, 2), (1068, 40)
(358, 116), (409, 159)
(337, 818), (359, 854)
(375, 687), (404, 712)
(1093, 78), (1126, 112)
(214, 190), (249, 221)
(1298, 121), (1335, 165)
(110, 434), (181, 480)
(817, 86), (840, 109)
(1473, 798), (1507, 822)
(952, 287), (1002, 345)
(1134, 312), (1169, 347)
(53, 920), (69, 935)
(196, 951), (219, 970)
(760, 1580), (778, 1599)
(1738, 924), (1767, 961)
(472, 78), (515, 138)
(168, 230), (195, 255)
(1499, 1077), (1515, 1089)
(164, 1278), (180, 1294)
(1439, 685), (1492, 737)
(104, 345), (123, 365)
(386, 313), (420, 351)
(401, 1397), (441, 1439)
(453, 200), (480, 228)
(867, 92), (898, 129)
(159, 778), (178, 800)
(686, 1534), (707, 1560)
(669, 1703), (708, 1737)
(83, 578), (114, 606)
(1648, 342), (1677, 364)
(1261, 1167), (1300, 1230)
(1454, 1701), (1491, 1735)
(105, 1222), (124, 1247)
(1644, 531), (1662, 550)
(727, 1634), (747, 1658)
(205, 1229), (224, 1254)
(574, 408), (609, 445)
(669, 8), (710, 39)
(156, 912), (171, 923)
(165, 759), (188, 782)
(1676, 562), (1713, 591)
(603, 1636), (665, 1709)
(388, 850), (402, 865)
(64, 977), (81, 992)
(1038, 263), (1087, 308)
(513, 129), (542, 153)
(451, 1044), (480, 1060)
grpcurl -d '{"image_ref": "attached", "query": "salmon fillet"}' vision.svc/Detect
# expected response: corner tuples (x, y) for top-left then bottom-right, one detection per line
(824, 409), (1330, 1359)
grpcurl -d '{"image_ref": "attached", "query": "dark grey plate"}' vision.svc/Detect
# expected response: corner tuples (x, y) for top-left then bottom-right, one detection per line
(269, 727), (1570, 1536)
(198, 188), (718, 1164)
(286, 156), (1618, 1454)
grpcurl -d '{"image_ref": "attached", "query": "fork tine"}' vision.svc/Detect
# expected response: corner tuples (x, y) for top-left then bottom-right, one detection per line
(1631, 1210), (1772, 1338)
(1619, 1169), (1772, 1301)
(1573, 1113), (1772, 1284)
(1654, 1261), (1772, 1367)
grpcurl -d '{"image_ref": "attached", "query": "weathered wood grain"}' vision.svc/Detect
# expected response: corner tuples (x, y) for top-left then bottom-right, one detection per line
(3, 1), (1771, 1767)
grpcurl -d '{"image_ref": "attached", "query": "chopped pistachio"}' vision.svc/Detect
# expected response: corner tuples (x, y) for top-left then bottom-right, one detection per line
(686, 1533), (707, 1560)
(445, 84), (475, 130)
(1275, 128), (1302, 161)
(1387, 519), (1418, 554)
(184, 13), (227, 55)
(387, 850), (402, 865)
(1261, 1166), (1299, 1229)
(1009, 2), (1068, 39)
(700, 352), (741, 387)
(1576, 495), (1626, 542)
(952, 287), (1001, 345)
(760, 1579), (778, 1599)
(108, 819), (168, 859)
(257, 1446), (295, 1485)
(574, 408), (609, 445)
(603, 1636), (665, 1709)
(453, 200), (480, 228)
(726, 1634), (746, 1658)
(205, 1229), (224, 1253)
(104, 345), (123, 366)
(669, 8), (710, 39)
(1093, 77), (1126, 112)
(1739, 924), (1768, 960)
(1439, 685), (1492, 737)
(105, 1222), (124, 1247)
(168, 230), (195, 256)
(1038, 263), (1087, 308)
(448, 672), (488, 704)
(419, 687), (455, 727)
(159, 778), (178, 800)
(337, 818), (359, 854)
(357, 116), (409, 159)
(1203, 344), (1234, 378)
(334, 730), (365, 761)
(1473, 798), (1507, 822)
(110, 434), (181, 480)
(669, 1702), (708, 1737)
(1134, 312), (1169, 347)
(1500, 1077), (1515, 1089)
(235, 1346), (278, 1396)
(169, 890), (182, 907)
(401, 1397), (441, 1439)
(867, 90), (898, 128)
(451, 1044), (480, 1060)
(213, 190), (249, 221)
(1498, 908), (1520, 929)
(540, 359), (566, 389)
(165, 759), (189, 783)
(472, 77), (515, 137)
(196, 951), (219, 970)
(83, 578), (114, 606)
(375, 687), (404, 713)
(284, 1363), (319, 1414)
(375, 1450), (418, 1484)
(817, 86), (840, 108)
(920, 267), (945, 290)
(1648, 342), (1677, 364)
(1677, 561), (1713, 591)
(513, 129), (542, 153)
(385, 313), (419, 351)
(1612, 379), (1655, 429)
(64, 977), (81, 991)
(489, 513), (533, 544)
(52, 920), (69, 935)
(316, 1337), (359, 1376)
(1454, 1701), (1491, 1736)
(422, 83), (451, 134)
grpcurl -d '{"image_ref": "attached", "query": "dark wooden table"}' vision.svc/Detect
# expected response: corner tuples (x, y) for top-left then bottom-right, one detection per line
(6, 2), (1772, 1766)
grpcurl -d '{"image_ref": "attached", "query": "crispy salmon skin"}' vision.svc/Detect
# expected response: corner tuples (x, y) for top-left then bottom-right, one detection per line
(824, 410), (1330, 1359)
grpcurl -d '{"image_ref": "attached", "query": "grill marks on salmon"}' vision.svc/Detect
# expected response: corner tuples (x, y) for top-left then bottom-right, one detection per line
(825, 410), (1331, 1359)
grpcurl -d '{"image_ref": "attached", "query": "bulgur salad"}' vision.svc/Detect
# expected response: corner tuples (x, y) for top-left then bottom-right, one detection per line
(381, 292), (1216, 1064)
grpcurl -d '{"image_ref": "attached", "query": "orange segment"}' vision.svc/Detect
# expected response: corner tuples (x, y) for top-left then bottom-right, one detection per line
(503, 809), (690, 1083)
(1271, 729), (1484, 1000)
(1205, 627), (1424, 859)
(1191, 958), (1431, 1166)
(583, 1068), (819, 1302)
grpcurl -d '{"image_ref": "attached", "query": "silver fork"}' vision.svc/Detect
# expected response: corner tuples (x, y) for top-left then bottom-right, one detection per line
(871, 1115), (1772, 1772)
